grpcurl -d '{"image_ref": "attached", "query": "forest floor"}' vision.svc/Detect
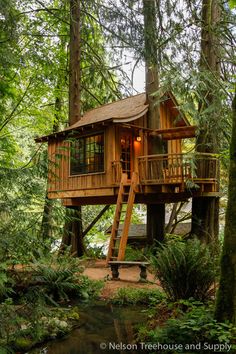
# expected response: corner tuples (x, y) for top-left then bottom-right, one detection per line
(83, 259), (161, 299)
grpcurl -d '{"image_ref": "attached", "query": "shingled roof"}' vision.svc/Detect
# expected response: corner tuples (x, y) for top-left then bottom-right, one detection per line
(35, 93), (148, 142)
(35, 91), (190, 142)
(67, 93), (148, 130)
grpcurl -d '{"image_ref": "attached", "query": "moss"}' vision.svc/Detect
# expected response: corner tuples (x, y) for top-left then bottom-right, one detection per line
(14, 337), (34, 351)
(67, 310), (80, 321)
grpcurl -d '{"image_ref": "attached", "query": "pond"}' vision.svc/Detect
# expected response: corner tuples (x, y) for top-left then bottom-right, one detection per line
(28, 302), (148, 354)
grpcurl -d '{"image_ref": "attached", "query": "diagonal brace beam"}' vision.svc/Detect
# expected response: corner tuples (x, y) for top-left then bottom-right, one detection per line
(82, 205), (110, 237)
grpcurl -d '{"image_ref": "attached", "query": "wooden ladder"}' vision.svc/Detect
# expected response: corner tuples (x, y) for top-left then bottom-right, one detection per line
(106, 172), (138, 263)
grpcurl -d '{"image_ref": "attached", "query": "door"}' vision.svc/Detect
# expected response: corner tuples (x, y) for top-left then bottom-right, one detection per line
(120, 131), (133, 179)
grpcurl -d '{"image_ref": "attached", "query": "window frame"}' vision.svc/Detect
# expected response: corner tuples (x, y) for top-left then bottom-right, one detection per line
(69, 131), (105, 177)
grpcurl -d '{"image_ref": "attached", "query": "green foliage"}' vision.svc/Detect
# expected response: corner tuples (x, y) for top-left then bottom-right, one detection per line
(124, 246), (146, 261)
(0, 255), (103, 352)
(138, 301), (236, 353)
(0, 298), (21, 343)
(151, 239), (217, 301)
(0, 301), (80, 353)
(0, 161), (64, 265)
(111, 287), (165, 306)
(0, 264), (14, 300)
(16, 255), (103, 305)
(229, 0), (236, 9)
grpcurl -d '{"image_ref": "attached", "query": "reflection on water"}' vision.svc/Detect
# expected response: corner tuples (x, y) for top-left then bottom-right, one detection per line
(29, 302), (147, 354)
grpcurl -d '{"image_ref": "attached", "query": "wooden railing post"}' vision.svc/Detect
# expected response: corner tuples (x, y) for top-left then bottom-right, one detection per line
(137, 152), (219, 191)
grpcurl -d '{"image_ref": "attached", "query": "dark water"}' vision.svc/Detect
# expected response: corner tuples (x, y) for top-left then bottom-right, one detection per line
(29, 302), (148, 354)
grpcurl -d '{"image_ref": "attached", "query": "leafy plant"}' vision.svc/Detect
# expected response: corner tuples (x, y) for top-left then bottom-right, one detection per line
(8, 254), (103, 305)
(151, 239), (217, 301)
(111, 287), (165, 306)
(138, 301), (236, 353)
(0, 264), (15, 300)
(124, 246), (146, 261)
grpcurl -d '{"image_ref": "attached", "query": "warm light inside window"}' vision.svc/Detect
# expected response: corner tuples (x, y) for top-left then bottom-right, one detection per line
(136, 136), (142, 142)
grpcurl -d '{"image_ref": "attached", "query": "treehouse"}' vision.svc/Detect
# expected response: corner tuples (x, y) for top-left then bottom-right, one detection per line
(36, 92), (220, 262)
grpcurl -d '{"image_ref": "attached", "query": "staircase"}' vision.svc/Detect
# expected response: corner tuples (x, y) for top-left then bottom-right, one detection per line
(106, 172), (138, 263)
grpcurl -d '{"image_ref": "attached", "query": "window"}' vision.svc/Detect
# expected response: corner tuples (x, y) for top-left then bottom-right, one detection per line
(70, 133), (104, 175)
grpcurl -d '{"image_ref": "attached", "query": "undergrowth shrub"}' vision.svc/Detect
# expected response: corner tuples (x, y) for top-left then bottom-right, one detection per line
(151, 239), (217, 301)
(0, 263), (14, 300)
(111, 287), (165, 306)
(138, 301), (236, 353)
(9, 254), (103, 305)
(124, 246), (145, 261)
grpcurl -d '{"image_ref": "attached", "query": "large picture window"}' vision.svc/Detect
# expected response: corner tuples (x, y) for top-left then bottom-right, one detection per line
(70, 133), (104, 175)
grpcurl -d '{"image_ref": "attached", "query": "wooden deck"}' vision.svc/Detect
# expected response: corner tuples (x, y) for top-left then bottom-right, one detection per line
(48, 152), (219, 202)
(137, 152), (219, 192)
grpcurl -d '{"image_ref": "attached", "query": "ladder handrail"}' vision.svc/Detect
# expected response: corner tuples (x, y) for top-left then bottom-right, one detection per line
(106, 173), (127, 263)
(106, 172), (138, 264)
(117, 172), (138, 261)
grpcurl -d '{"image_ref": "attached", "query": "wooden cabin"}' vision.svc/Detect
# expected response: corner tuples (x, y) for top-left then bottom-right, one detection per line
(36, 92), (220, 261)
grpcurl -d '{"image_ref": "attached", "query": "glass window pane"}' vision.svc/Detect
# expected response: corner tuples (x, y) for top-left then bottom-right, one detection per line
(70, 133), (104, 175)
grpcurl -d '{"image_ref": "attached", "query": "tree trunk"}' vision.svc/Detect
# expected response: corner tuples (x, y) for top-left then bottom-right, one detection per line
(61, 0), (84, 257)
(40, 196), (53, 242)
(191, 0), (221, 244)
(146, 204), (165, 245)
(143, 0), (165, 244)
(40, 92), (62, 244)
(215, 91), (236, 324)
(69, 0), (81, 125)
(71, 207), (84, 257)
(191, 197), (219, 245)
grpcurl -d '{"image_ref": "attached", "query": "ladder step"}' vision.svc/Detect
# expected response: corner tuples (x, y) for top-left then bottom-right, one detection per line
(106, 172), (137, 265)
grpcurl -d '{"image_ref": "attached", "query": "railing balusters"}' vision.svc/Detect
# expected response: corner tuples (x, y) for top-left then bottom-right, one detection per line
(136, 153), (219, 191)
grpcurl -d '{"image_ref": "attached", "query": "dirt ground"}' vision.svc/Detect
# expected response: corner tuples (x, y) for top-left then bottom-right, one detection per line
(83, 259), (161, 299)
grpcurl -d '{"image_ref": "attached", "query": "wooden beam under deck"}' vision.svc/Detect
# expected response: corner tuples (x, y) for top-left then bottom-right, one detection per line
(48, 187), (115, 199)
(61, 189), (221, 207)
(62, 196), (118, 206)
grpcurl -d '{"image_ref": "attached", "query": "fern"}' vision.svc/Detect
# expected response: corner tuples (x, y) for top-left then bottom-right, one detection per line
(151, 239), (217, 301)
(9, 255), (103, 304)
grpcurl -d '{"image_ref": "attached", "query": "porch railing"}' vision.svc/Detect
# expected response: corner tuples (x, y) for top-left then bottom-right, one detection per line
(137, 153), (219, 189)
(112, 160), (123, 184)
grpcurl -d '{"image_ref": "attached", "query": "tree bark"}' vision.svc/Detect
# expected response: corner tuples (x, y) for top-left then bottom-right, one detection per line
(215, 91), (236, 324)
(143, 0), (165, 244)
(69, 0), (81, 125)
(40, 90), (62, 244)
(40, 196), (53, 242)
(191, 196), (219, 245)
(61, 0), (84, 257)
(191, 0), (221, 244)
(146, 204), (165, 245)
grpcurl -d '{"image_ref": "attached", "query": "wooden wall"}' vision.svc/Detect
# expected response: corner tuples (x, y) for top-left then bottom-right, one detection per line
(47, 105), (184, 199)
(159, 101), (182, 155)
(48, 126), (115, 196)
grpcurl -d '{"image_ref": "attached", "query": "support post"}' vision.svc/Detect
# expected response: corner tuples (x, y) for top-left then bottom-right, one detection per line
(146, 203), (165, 246)
(191, 197), (219, 246)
